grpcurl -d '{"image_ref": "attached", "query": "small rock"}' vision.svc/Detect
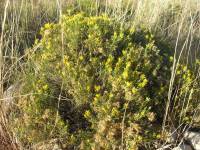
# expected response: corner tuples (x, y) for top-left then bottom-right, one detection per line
(3, 84), (20, 114)
(184, 131), (200, 150)
(173, 144), (192, 150)
(157, 144), (172, 150)
(32, 139), (62, 150)
(53, 143), (61, 150)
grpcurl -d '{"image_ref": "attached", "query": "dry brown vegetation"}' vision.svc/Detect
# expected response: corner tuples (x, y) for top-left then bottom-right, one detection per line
(0, 0), (200, 149)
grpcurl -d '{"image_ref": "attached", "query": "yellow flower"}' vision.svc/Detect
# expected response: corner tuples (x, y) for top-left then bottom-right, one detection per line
(109, 93), (114, 98)
(132, 87), (137, 94)
(140, 74), (146, 80)
(95, 94), (100, 98)
(86, 85), (90, 91)
(122, 50), (127, 55)
(63, 56), (70, 67)
(169, 56), (174, 62)
(93, 97), (98, 104)
(125, 81), (131, 87)
(98, 47), (103, 53)
(126, 62), (131, 68)
(138, 78), (148, 88)
(183, 66), (187, 71)
(79, 55), (84, 61)
(113, 32), (117, 39)
(122, 70), (128, 79)
(42, 84), (48, 90)
(94, 85), (101, 92)
(84, 110), (91, 119)
(138, 74), (148, 88)
(41, 53), (47, 60)
(38, 80), (42, 83)
(111, 107), (119, 117)
(123, 103), (129, 109)
(88, 34), (92, 38)
(156, 134), (161, 139)
(37, 89), (42, 94)
(176, 70), (181, 75)
(44, 23), (51, 29)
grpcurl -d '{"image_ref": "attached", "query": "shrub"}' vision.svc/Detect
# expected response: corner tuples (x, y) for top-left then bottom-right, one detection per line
(11, 13), (198, 149)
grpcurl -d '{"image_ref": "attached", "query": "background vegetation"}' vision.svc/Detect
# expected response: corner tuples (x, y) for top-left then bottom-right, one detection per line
(0, 0), (200, 150)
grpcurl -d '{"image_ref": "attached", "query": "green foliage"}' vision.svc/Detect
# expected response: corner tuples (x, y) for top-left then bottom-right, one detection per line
(11, 13), (198, 149)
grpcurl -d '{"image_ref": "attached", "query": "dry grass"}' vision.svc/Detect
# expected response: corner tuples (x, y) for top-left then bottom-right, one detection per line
(0, 0), (68, 149)
(0, 0), (199, 149)
(100, 0), (200, 136)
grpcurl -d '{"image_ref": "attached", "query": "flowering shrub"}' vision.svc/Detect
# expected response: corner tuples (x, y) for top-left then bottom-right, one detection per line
(11, 13), (198, 149)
